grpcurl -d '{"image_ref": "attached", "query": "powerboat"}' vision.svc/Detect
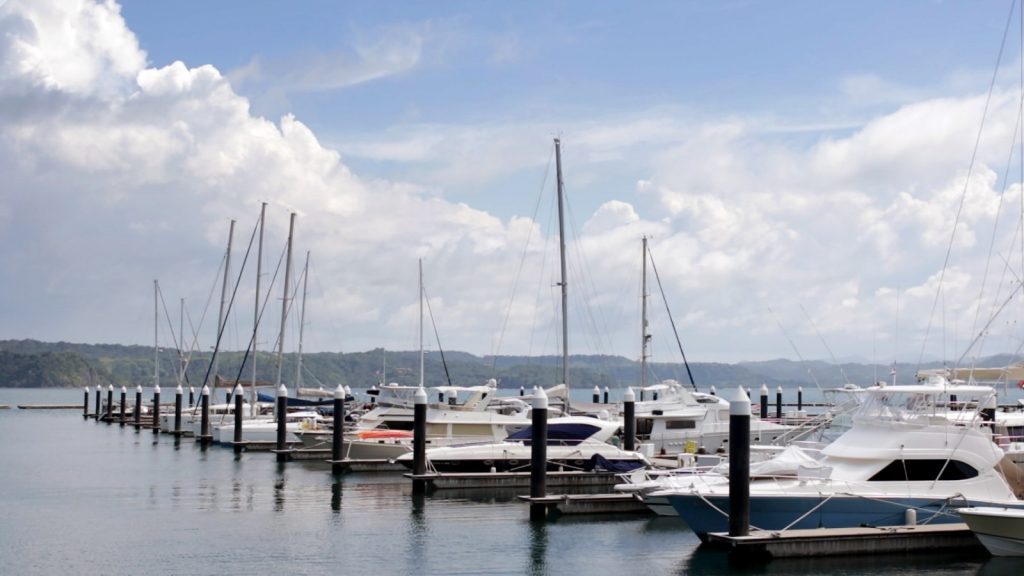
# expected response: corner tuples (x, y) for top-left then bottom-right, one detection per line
(650, 378), (1024, 542)
(394, 415), (649, 473)
(958, 506), (1024, 556)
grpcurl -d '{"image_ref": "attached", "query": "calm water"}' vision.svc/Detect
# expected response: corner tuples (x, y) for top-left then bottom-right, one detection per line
(0, 388), (1016, 576)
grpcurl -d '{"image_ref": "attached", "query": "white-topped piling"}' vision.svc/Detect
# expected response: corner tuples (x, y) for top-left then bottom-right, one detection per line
(133, 385), (142, 429)
(83, 387), (90, 419)
(759, 384), (768, 420)
(729, 386), (751, 537)
(529, 387), (549, 521)
(151, 384), (161, 433)
(199, 385), (211, 448)
(119, 386), (127, 426)
(775, 385), (783, 420)
(592, 385), (600, 403)
(412, 386), (428, 493)
(275, 384), (288, 462)
(173, 384), (184, 436)
(623, 387), (636, 452)
(331, 385), (346, 474)
(233, 384), (244, 453)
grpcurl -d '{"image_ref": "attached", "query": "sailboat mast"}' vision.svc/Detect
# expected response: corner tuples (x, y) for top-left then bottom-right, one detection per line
(296, 251), (310, 389)
(252, 202), (265, 416)
(154, 279), (159, 389)
(276, 213), (295, 390)
(212, 220), (235, 389)
(178, 297), (185, 390)
(418, 258), (425, 388)
(555, 138), (569, 395)
(641, 236), (649, 389)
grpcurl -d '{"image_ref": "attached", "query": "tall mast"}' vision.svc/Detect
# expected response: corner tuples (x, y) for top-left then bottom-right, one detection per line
(641, 236), (650, 389)
(555, 138), (570, 408)
(276, 212), (296, 390)
(178, 297), (185, 390)
(154, 279), (159, 389)
(418, 258), (425, 388)
(252, 202), (266, 416)
(296, 251), (310, 389)
(212, 219), (235, 389)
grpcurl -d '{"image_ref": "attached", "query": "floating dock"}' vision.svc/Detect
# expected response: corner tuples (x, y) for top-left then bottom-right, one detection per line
(17, 404), (83, 410)
(518, 493), (652, 515)
(707, 523), (983, 559)
(406, 470), (623, 491)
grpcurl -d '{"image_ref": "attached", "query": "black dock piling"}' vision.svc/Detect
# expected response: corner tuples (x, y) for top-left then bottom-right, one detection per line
(152, 385), (161, 434)
(233, 385), (244, 453)
(133, 385), (142, 430)
(188, 386), (195, 407)
(603, 385), (609, 404)
(529, 387), (549, 521)
(173, 385), (183, 436)
(119, 386), (127, 426)
(412, 387), (428, 494)
(729, 386), (751, 537)
(710, 385), (716, 396)
(520, 386), (524, 397)
(759, 384), (768, 420)
(83, 387), (90, 419)
(592, 386), (600, 403)
(105, 385), (114, 424)
(275, 384), (288, 463)
(623, 387), (636, 452)
(93, 387), (101, 422)
(797, 386), (803, 411)
(331, 385), (345, 473)
(199, 385), (212, 448)
(775, 386), (782, 420)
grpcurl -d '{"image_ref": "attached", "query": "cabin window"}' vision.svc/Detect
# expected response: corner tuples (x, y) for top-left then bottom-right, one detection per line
(635, 418), (654, 439)
(868, 459), (978, 482)
(665, 420), (697, 430)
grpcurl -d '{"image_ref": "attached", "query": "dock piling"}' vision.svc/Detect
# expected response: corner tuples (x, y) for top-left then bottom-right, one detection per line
(94, 387), (100, 422)
(592, 385), (600, 403)
(275, 384), (288, 463)
(603, 385), (609, 404)
(331, 385), (345, 473)
(797, 386), (803, 411)
(759, 384), (768, 420)
(119, 386), (127, 426)
(623, 387), (635, 452)
(83, 387), (90, 419)
(200, 385), (211, 448)
(529, 387), (549, 521)
(174, 385), (183, 436)
(233, 385), (243, 453)
(729, 386), (751, 537)
(152, 385), (161, 433)
(775, 386), (782, 420)
(133, 385), (142, 430)
(412, 386), (427, 493)
(106, 385), (114, 424)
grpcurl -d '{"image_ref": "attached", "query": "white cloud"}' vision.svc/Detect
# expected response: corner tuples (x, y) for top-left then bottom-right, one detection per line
(4, 0), (1024, 368)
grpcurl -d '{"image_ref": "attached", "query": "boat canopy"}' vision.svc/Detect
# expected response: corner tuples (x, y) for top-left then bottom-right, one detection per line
(507, 422), (605, 445)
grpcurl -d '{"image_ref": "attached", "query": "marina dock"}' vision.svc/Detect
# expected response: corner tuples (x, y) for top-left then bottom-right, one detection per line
(518, 493), (652, 515)
(707, 523), (984, 559)
(16, 404), (83, 410)
(406, 470), (623, 491)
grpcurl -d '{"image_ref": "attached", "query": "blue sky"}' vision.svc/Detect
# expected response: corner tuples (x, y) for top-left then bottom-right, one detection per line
(3, 0), (1024, 374)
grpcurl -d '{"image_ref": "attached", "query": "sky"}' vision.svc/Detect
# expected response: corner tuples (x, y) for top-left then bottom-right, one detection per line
(5, 0), (1024, 368)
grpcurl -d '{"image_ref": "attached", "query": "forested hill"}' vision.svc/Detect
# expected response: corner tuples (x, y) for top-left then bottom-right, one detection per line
(0, 339), (1009, 391)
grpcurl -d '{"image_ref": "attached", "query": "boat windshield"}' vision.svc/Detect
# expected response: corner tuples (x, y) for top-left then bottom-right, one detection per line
(506, 423), (603, 445)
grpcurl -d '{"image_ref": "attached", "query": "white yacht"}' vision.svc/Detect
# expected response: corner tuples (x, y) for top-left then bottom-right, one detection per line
(650, 379), (1024, 542)
(394, 415), (649, 473)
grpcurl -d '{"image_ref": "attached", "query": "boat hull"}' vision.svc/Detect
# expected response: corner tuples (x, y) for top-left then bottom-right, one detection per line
(668, 493), (1015, 542)
(958, 507), (1024, 557)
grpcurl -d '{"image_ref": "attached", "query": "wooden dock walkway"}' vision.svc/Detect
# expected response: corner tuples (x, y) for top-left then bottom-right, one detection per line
(706, 523), (983, 558)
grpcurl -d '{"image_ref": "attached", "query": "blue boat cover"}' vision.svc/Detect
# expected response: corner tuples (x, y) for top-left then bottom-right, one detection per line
(583, 453), (645, 473)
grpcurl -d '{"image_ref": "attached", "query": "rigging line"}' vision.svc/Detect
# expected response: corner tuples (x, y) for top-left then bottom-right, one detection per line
(422, 285), (454, 388)
(956, 274), (1024, 366)
(965, 96), (1024, 371)
(798, 304), (851, 386)
(563, 190), (615, 359)
(491, 144), (554, 371)
(224, 229), (288, 408)
(768, 305), (823, 394)
(918, 0), (1018, 371)
(646, 244), (698, 391)
(195, 213), (259, 412)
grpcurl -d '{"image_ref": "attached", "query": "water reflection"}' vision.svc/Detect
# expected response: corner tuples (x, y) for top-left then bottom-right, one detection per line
(528, 521), (548, 575)
(331, 479), (342, 512)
